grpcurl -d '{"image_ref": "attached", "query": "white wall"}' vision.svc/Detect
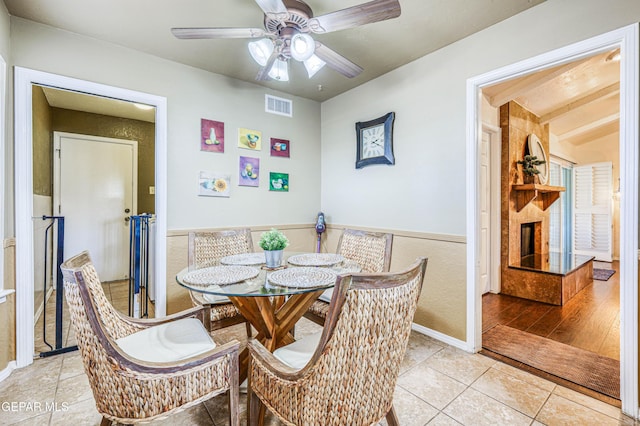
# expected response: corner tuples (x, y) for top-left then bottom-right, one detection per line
(321, 0), (640, 235)
(320, 0), (640, 338)
(10, 18), (322, 231)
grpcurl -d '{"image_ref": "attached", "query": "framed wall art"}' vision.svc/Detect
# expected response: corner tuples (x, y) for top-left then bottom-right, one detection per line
(198, 171), (230, 197)
(270, 137), (290, 158)
(269, 172), (289, 192)
(238, 128), (262, 150)
(239, 156), (260, 187)
(201, 118), (224, 153)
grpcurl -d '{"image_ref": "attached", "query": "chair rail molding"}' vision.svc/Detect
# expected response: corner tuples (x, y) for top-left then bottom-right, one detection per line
(14, 67), (168, 368)
(466, 24), (638, 418)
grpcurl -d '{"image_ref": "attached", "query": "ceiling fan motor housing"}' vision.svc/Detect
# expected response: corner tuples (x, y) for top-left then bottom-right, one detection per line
(264, 0), (313, 34)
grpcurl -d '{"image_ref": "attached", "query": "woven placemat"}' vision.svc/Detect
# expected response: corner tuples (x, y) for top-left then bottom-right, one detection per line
(483, 324), (619, 399)
(182, 265), (259, 286)
(268, 267), (338, 288)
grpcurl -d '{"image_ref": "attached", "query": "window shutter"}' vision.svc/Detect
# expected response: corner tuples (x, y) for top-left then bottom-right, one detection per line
(572, 162), (612, 261)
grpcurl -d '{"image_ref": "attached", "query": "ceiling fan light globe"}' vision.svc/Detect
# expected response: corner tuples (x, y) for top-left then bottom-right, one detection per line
(248, 38), (274, 67)
(303, 55), (326, 78)
(268, 59), (290, 81)
(290, 33), (315, 62)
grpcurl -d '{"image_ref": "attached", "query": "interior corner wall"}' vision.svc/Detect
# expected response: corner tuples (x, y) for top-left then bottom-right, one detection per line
(10, 17), (322, 232)
(319, 0), (640, 340)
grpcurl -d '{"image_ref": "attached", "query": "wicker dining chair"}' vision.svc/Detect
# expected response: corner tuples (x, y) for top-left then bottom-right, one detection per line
(248, 257), (428, 426)
(305, 228), (393, 325)
(188, 229), (254, 332)
(61, 251), (240, 426)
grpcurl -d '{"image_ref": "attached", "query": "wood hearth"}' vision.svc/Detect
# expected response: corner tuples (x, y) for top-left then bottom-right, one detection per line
(499, 101), (591, 305)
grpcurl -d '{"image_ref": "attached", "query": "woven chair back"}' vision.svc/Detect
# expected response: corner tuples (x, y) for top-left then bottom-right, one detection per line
(62, 251), (238, 424)
(253, 258), (427, 425)
(189, 229), (254, 270)
(61, 253), (147, 419)
(337, 229), (392, 273)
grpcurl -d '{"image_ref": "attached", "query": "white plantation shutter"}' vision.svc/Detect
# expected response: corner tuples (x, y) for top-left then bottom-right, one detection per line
(572, 162), (612, 261)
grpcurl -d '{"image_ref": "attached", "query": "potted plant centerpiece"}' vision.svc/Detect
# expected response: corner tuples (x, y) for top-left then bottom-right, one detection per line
(517, 154), (546, 184)
(259, 228), (289, 268)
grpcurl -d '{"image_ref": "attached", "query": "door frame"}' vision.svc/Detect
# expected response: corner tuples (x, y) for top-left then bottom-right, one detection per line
(466, 24), (638, 417)
(53, 132), (138, 281)
(14, 67), (168, 368)
(481, 123), (502, 294)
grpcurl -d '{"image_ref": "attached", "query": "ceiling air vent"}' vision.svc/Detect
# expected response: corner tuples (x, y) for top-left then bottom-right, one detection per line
(265, 94), (292, 117)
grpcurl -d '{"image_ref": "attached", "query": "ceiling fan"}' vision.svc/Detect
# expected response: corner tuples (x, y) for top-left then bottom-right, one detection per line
(171, 0), (401, 82)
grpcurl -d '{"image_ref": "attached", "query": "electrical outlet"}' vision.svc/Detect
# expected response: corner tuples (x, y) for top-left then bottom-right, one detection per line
(149, 186), (155, 195)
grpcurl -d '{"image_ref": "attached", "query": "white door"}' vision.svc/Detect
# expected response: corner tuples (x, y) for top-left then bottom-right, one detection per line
(480, 128), (491, 294)
(573, 162), (612, 262)
(54, 132), (137, 281)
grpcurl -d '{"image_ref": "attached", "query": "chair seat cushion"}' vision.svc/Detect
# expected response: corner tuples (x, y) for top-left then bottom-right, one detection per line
(116, 317), (216, 363)
(318, 288), (333, 303)
(273, 331), (322, 370)
(200, 285), (232, 304)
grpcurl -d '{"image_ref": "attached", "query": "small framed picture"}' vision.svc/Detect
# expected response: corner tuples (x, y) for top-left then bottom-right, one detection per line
(238, 128), (262, 150)
(198, 172), (230, 197)
(269, 172), (289, 192)
(201, 119), (224, 153)
(239, 156), (260, 187)
(270, 138), (290, 158)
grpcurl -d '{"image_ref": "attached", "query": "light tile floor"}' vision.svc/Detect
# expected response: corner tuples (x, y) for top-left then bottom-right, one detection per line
(6, 286), (638, 425)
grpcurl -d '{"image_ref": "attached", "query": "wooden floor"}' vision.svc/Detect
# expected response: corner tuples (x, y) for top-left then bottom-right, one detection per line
(482, 261), (620, 403)
(483, 261), (620, 361)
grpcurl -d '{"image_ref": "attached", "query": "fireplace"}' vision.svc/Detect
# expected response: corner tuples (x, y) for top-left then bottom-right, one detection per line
(520, 221), (541, 261)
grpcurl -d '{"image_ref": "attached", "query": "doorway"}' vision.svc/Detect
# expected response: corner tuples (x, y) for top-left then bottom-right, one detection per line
(54, 132), (137, 282)
(15, 68), (168, 368)
(466, 24), (638, 417)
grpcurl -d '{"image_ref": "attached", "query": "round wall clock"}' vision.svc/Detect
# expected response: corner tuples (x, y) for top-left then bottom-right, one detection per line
(527, 133), (549, 184)
(355, 112), (395, 169)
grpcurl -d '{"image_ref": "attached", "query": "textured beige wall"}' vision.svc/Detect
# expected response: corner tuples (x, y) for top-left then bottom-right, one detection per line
(322, 226), (467, 340)
(51, 108), (156, 214)
(32, 86), (52, 197)
(1, 239), (16, 370)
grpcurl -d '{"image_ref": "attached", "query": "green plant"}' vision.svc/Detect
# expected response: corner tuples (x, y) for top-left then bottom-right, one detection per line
(517, 154), (545, 176)
(259, 228), (289, 251)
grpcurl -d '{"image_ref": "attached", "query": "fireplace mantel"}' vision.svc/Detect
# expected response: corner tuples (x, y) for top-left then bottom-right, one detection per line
(512, 183), (565, 212)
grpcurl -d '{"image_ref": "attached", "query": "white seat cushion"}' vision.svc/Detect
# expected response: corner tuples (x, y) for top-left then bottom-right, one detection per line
(116, 317), (216, 363)
(200, 285), (231, 304)
(318, 288), (333, 303)
(273, 331), (322, 370)
(202, 292), (231, 304)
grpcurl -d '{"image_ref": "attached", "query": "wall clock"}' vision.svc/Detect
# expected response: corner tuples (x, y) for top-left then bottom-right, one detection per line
(527, 133), (548, 184)
(355, 112), (395, 169)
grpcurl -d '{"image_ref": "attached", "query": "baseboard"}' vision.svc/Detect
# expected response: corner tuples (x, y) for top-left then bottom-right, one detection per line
(411, 322), (469, 352)
(0, 361), (16, 383)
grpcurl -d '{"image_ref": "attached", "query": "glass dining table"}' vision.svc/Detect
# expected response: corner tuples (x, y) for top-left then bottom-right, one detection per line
(176, 252), (360, 381)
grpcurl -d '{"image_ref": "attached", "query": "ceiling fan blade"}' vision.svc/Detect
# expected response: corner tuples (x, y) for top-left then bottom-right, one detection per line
(308, 0), (401, 34)
(256, 50), (279, 81)
(314, 42), (363, 78)
(254, 0), (287, 14)
(171, 27), (266, 39)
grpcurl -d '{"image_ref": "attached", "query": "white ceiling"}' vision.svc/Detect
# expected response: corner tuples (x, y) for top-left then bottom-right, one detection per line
(3, 0), (545, 102)
(17, 0), (614, 144)
(40, 86), (156, 123)
(483, 49), (620, 146)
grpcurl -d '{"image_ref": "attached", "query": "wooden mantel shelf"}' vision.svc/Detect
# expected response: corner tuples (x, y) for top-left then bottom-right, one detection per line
(512, 183), (566, 212)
